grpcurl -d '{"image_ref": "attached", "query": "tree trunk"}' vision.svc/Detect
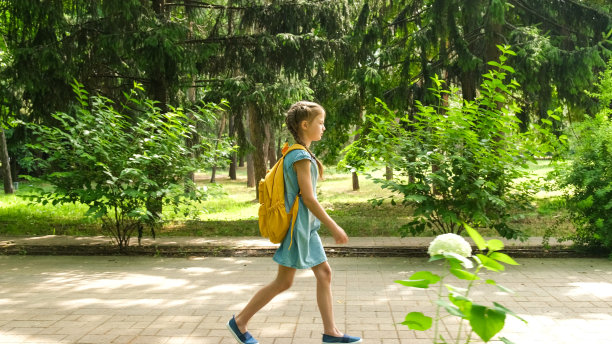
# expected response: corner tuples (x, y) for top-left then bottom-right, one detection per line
(267, 123), (277, 168)
(352, 172), (360, 191)
(228, 112), (237, 180)
(10, 155), (18, 184)
(248, 103), (269, 200)
(459, 0), (480, 102)
(246, 154), (255, 188)
(229, 152), (237, 180)
(351, 129), (360, 190)
(184, 5), (198, 192)
(276, 135), (283, 160)
(461, 70), (478, 102)
(1, 128), (14, 194)
(210, 113), (226, 183)
(385, 165), (393, 180)
(210, 167), (217, 183)
(244, 106), (255, 188)
(351, 114), (364, 191)
(485, 1), (504, 74)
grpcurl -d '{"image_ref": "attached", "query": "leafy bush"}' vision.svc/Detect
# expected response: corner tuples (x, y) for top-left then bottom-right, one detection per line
(342, 46), (557, 239)
(555, 114), (612, 255)
(23, 81), (232, 248)
(551, 58), (612, 256)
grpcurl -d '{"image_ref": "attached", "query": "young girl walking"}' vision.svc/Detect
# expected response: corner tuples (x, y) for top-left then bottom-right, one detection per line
(226, 101), (362, 344)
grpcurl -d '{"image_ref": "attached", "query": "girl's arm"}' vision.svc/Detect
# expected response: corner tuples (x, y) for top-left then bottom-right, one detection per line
(294, 159), (349, 244)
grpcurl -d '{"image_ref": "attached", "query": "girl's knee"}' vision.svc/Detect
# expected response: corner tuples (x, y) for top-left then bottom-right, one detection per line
(273, 276), (293, 292)
(314, 264), (332, 284)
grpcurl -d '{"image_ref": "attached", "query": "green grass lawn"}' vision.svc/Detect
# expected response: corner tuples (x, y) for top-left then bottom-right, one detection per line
(0, 161), (573, 238)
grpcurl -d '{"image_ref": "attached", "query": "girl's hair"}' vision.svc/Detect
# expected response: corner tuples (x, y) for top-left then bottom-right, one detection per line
(285, 101), (324, 177)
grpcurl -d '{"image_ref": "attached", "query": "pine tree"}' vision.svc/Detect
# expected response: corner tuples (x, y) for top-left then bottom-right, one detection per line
(186, 0), (352, 197)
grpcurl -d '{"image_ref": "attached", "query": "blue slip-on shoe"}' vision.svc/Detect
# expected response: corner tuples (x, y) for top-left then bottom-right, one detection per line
(226, 315), (259, 344)
(322, 333), (363, 343)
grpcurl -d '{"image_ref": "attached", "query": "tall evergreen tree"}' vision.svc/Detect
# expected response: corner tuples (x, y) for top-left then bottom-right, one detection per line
(185, 1), (352, 197)
(340, 0), (609, 129)
(508, 0), (612, 125)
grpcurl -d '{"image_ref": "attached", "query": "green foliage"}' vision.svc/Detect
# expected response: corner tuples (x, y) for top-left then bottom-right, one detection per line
(555, 65), (612, 254)
(588, 57), (612, 111)
(21, 81), (232, 248)
(395, 225), (525, 343)
(0, 35), (18, 126)
(343, 46), (559, 239)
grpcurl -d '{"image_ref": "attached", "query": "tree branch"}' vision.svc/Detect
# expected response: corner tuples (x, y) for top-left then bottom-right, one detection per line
(508, 0), (603, 40)
(165, 0), (339, 11)
(165, 1), (246, 11)
(182, 34), (258, 44)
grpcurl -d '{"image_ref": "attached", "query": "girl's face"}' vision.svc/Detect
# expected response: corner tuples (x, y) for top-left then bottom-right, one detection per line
(302, 112), (326, 142)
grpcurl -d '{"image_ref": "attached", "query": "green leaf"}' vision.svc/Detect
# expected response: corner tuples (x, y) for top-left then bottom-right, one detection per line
(435, 300), (466, 318)
(450, 268), (480, 281)
(469, 305), (506, 342)
(489, 252), (519, 266)
(443, 252), (473, 268)
(448, 292), (473, 317)
(428, 254), (445, 262)
(400, 312), (432, 331)
(404, 194), (428, 203)
(486, 279), (514, 294)
(395, 271), (440, 288)
(477, 254), (505, 272)
(464, 223), (486, 251)
(486, 239), (504, 251)
(445, 284), (468, 294)
(493, 302), (527, 323)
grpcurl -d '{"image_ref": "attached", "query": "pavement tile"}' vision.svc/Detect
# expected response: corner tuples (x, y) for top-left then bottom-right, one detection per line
(0, 255), (611, 343)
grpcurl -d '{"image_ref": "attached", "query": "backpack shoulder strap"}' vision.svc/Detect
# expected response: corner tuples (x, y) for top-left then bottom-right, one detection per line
(282, 143), (306, 157)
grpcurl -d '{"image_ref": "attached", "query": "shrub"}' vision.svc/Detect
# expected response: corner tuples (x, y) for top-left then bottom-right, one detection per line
(556, 114), (612, 255)
(342, 46), (557, 239)
(552, 59), (612, 256)
(22, 81), (232, 248)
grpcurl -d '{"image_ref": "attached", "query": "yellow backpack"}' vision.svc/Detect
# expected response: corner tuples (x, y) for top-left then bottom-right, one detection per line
(258, 143), (306, 249)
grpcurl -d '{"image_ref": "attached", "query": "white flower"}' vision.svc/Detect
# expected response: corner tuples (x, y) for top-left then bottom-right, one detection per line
(427, 233), (472, 258)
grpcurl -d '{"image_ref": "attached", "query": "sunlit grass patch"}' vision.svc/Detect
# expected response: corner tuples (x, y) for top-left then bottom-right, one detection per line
(1, 163), (572, 239)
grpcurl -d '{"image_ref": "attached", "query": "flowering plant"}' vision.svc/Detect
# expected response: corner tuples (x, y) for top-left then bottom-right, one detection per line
(396, 224), (526, 343)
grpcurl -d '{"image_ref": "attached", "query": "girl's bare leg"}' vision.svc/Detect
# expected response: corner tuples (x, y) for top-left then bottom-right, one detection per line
(234, 264), (296, 333)
(312, 261), (343, 337)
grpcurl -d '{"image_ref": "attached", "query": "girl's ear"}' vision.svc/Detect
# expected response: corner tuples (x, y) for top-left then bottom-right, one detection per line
(299, 119), (309, 131)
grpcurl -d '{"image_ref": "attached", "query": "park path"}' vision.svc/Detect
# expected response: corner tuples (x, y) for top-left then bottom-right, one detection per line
(0, 255), (611, 344)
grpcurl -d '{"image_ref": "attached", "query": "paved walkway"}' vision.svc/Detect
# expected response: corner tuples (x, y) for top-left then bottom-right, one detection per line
(1, 254), (611, 344)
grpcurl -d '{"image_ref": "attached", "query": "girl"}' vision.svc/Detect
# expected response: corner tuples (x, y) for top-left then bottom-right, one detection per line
(227, 101), (362, 344)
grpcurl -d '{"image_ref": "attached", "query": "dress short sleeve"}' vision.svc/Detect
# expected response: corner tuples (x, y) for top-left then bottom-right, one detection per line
(286, 149), (312, 167)
(282, 149), (315, 212)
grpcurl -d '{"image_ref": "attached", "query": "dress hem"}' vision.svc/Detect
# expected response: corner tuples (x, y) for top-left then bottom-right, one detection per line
(272, 257), (328, 270)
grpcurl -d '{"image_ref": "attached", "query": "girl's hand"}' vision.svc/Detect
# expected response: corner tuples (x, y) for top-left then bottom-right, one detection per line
(331, 225), (349, 244)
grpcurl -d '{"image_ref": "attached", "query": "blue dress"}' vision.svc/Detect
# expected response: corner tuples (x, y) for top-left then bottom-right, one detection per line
(272, 149), (327, 269)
